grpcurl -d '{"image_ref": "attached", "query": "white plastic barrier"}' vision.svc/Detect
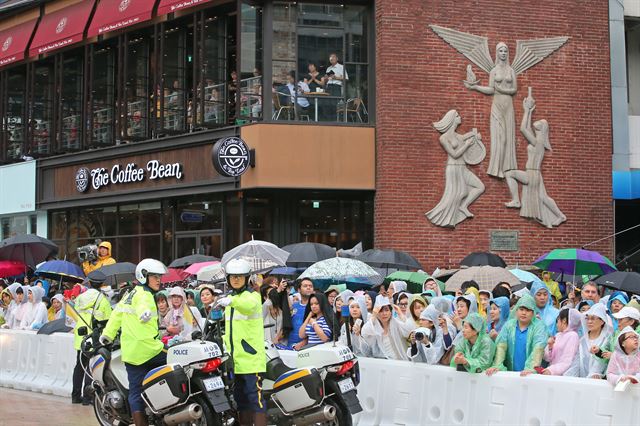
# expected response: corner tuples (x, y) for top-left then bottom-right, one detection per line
(0, 329), (75, 397)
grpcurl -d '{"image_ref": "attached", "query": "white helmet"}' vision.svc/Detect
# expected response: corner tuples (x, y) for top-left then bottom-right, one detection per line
(224, 258), (252, 276)
(136, 259), (168, 284)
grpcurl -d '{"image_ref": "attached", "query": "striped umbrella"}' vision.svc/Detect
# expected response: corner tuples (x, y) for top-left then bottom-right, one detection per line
(533, 248), (616, 276)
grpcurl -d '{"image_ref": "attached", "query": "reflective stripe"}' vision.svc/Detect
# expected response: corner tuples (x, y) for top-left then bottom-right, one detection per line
(115, 305), (136, 315)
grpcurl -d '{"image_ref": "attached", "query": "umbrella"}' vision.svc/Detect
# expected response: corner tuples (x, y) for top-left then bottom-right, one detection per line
(221, 239), (289, 273)
(445, 266), (520, 292)
(356, 249), (422, 272)
(0, 234), (58, 269)
(196, 263), (226, 282)
(162, 268), (187, 284)
(270, 266), (303, 276)
(533, 248), (617, 276)
(384, 270), (444, 294)
(460, 252), (506, 268)
(183, 261), (221, 276)
(36, 318), (72, 335)
(508, 268), (544, 287)
(551, 272), (593, 284)
(282, 242), (336, 268)
(87, 262), (136, 287)
(0, 260), (27, 278)
(299, 257), (382, 291)
(595, 271), (640, 295)
(35, 260), (85, 283)
(169, 254), (218, 269)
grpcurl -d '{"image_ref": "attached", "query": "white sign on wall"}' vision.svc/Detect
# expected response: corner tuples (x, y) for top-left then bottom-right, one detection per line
(0, 161), (36, 215)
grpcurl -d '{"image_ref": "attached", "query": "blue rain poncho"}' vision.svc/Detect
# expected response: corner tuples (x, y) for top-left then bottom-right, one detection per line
(408, 305), (447, 364)
(564, 303), (612, 378)
(491, 294), (549, 372)
(451, 313), (496, 373)
(607, 291), (629, 330)
(530, 281), (559, 336)
(487, 297), (510, 334)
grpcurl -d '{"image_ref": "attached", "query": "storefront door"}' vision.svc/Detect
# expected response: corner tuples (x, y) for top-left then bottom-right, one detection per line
(175, 232), (222, 259)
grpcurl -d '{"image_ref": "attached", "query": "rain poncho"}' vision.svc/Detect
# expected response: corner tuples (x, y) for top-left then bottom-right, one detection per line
(492, 294), (549, 372)
(430, 296), (458, 343)
(423, 279), (442, 297)
(339, 296), (371, 357)
(487, 297), (510, 334)
(339, 290), (355, 306)
(577, 300), (595, 312)
(407, 294), (427, 327)
(542, 272), (562, 302)
(607, 291), (630, 329)
(543, 308), (580, 375)
(34, 279), (51, 298)
(185, 289), (204, 311)
(606, 326), (640, 385)
(13, 285), (31, 328)
(19, 286), (48, 330)
(453, 293), (478, 346)
(1, 283), (21, 328)
(390, 281), (407, 294)
(408, 305), (447, 364)
(163, 287), (197, 341)
(362, 296), (412, 360)
(48, 294), (66, 321)
(530, 281), (559, 336)
(564, 303), (612, 378)
(464, 287), (486, 318)
(451, 313), (496, 373)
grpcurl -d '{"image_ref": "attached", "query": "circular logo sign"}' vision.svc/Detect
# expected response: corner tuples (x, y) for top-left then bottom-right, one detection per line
(75, 168), (90, 193)
(118, 0), (130, 12)
(56, 17), (67, 34)
(212, 137), (251, 177)
(2, 36), (12, 52)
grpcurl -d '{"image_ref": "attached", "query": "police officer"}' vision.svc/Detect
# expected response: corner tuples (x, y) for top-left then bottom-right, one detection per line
(217, 259), (267, 426)
(71, 275), (112, 404)
(100, 259), (167, 426)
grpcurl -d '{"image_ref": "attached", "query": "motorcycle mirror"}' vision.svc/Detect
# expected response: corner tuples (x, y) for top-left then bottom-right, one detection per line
(191, 330), (203, 340)
(78, 326), (88, 336)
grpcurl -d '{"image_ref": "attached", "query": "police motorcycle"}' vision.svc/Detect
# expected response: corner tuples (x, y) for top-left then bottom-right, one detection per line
(207, 296), (363, 425)
(80, 282), (234, 425)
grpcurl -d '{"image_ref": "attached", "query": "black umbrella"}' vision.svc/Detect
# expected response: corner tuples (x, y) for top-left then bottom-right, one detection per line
(169, 254), (218, 269)
(595, 271), (640, 295)
(0, 234), (58, 270)
(356, 249), (423, 272)
(88, 262), (137, 287)
(460, 252), (506, 268)
(282, 242), (336, 268)
(37, 318), (72, 335)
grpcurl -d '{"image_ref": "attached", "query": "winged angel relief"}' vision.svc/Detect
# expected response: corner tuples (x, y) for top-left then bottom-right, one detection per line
(430, 25), (568, 179)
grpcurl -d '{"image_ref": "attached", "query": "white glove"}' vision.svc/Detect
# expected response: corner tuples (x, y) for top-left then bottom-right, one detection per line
(99, 335), (112, 345)
(139, 310), (152, 323)
(217, 297), (232, 308)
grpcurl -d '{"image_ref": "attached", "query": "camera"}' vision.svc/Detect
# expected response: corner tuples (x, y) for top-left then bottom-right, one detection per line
(414, 327), (432, 342)
(77, 242), (99, 263)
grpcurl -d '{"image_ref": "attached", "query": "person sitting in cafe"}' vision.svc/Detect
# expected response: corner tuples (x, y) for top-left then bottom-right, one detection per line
(285, 71), (310, 119)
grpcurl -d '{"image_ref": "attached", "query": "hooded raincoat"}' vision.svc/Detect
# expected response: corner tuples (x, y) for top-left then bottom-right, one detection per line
(530, 281), (559, 336)
(408, 305), (447, 364)
(607, 292), (630, 329)
(453, 293), (479, 346)
(491, 294), (548, 372)
(542, 272), (562, 302)
(163, 287), (195, 340)
(487, 297), (510, 334)
(339, 296), (371, 357)
(464, 288), (486, 318)
(48, 294), (66, 321)
(13, 285), (32, 328)
(19, 286), (48, 329)
(362, 296), (412, 360)
(564, 303), (612, 378)
(407, 294), (427, 328)
(451, 313), (496, 373)
(1, 283), (21, 328)
(543, 308), (580, 375)
(82, 241), (116, 275)
(606, 326), (640, 385)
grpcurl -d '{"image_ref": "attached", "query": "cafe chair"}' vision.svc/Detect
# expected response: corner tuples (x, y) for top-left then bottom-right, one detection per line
(337, 98), (367, 123)
(272, 92), (295, 120)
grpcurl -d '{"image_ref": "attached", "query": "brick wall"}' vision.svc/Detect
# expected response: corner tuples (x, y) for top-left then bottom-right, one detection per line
(374, 0), (614, 271)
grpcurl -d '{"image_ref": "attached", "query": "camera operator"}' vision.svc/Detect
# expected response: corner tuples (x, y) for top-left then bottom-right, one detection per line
(81, 241), (116, 276)
(408, 305), (448, 364)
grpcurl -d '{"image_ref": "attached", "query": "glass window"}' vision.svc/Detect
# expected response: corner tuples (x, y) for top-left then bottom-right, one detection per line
(297, 4), (343, 27)
(272, 2), (297, 121)
(117, 235), (161, 264)
(239, 2), (263, 121)
(196, 13), (228, 128)
(161, 22), (191, 133)
(4, 68), (26, 160)
(124, 35), (150, 140)
(245, 198), (271, 242)
(1, 216), (28, 238)
(176, 199), (222, 232)
(31, 61), (55, 154)
(299, 199), (339, 245)
(84, 207), (117, 237)
(30, 214), (37, 235)
(91, 45), (116, 147)
(50, 211), (67, 241)
(60, 53), (84, 151)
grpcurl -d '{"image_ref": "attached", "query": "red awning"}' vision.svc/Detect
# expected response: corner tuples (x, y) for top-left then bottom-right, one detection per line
(87, 0), (156, 38)
(0, 19), (38, 67)
(157, 0), (214, 16)
(29, 1), (96, 57)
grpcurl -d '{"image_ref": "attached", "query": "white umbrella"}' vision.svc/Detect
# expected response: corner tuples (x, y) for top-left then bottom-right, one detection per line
(197, 263), (226, 282)
(221, 239), (289, 273)
(299, 257), (383, 285)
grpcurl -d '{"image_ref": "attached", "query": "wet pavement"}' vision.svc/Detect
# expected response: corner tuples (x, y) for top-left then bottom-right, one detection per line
(0, 388), (98, 426)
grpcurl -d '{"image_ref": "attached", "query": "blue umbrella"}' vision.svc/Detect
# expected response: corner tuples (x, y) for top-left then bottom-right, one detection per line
(509, 268), (544, 287)
(35, 260), (85, 283)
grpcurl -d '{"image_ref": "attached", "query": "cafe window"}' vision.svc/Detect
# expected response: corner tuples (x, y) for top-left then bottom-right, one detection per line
(60, 53), (84, 152)
(245, 198), (272, 242)
(30, 60), (55, 155)
(90, 44), (117, 147)
(122, 32), (151, 141)
(268, 2), (372, 124)
(176, 199), (223, 232)
(1, 67), (26, 161)
(239, 2), (263, 122)
(299, 198), (373, 249)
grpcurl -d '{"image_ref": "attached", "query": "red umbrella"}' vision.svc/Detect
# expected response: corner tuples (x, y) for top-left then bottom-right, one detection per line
(161, 268), (187, 284)
(0, 260), (28, 278)
(183, 261), (220, 276)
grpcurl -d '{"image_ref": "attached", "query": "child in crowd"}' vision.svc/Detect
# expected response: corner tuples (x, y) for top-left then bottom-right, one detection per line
(541, 308), (580, 375)
(606, 326), (640, 386)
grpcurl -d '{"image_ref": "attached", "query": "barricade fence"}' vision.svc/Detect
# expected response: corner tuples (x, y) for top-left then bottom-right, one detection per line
(1, 330), (639, 425)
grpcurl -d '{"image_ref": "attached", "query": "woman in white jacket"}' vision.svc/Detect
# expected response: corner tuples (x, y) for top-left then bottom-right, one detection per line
(407, 305), (447, 364)
(362, 295), (412, 360)
(19, 286), (48, 330)
(339, 296), (371, 357)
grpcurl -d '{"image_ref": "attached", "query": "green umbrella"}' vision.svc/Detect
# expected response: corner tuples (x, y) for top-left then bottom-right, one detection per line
(385, 271), (444, 294)
(533, 248), (616, 276)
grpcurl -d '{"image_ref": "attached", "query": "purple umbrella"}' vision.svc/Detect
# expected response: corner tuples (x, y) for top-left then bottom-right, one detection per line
(533, 248), (616, 276)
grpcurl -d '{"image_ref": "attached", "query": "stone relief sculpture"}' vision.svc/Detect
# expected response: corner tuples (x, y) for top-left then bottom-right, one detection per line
(505, 89), (566, 228)
(429, 25), (568, 179)
(426, 110), (485, 228)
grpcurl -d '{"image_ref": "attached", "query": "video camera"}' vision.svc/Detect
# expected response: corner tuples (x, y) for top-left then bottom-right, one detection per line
(77, 239), (101, 263)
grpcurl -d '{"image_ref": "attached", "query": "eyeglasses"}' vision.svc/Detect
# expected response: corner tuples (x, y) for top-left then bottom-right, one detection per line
(623, 335), (639, 342)
(398, 303), (409, 307)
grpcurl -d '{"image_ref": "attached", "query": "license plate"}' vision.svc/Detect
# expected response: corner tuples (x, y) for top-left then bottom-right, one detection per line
(338, 378), (355, 394)
(203, 376), (224, 391)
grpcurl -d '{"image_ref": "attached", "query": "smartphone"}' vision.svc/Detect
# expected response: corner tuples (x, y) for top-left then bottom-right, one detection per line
(534, 366), (545, 374)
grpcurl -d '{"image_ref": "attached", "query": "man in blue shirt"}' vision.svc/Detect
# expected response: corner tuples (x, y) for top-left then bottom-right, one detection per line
(288, 278), (315, 350)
